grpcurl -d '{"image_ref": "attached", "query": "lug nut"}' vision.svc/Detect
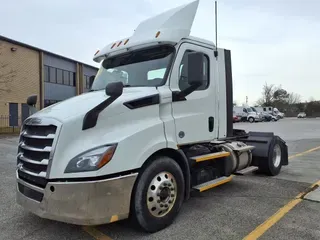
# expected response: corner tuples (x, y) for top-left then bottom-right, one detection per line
(163, 183), (167, 187)
(169, 200), (173, 204)
(157, 193), (160, 196)
(168, 183), (171, 187)
(160, 204), (164, 207)
(171, 194), (174, 197)
(165, 204), (168, 208)
(159, 186), (163, 190)
(170, 187), (174, 191)
(157, 200), (161, 203)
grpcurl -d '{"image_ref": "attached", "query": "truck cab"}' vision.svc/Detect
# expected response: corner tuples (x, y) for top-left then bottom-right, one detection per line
(16, 0), (288, 233)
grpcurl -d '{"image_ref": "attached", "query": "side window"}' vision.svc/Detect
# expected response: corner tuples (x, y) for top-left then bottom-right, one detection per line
(263, 107), (266, 111)
(178, 50), (209, 91)
(243, 108), (247, 113)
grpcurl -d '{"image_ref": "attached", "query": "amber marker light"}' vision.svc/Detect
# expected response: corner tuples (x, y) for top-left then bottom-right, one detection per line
(97, 145), (117, 169)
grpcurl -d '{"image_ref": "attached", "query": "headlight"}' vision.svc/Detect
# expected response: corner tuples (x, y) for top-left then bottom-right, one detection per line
(64, 144), (117, 173)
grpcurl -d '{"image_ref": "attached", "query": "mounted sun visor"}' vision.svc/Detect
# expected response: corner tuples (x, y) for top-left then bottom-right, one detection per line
(93, 0), (199, 63)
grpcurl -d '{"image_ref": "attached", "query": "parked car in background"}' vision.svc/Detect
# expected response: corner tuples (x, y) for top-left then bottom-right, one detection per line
(261, 112), (278, 122)
(297, 112), (306, 118)
(233, 111), (241, 123)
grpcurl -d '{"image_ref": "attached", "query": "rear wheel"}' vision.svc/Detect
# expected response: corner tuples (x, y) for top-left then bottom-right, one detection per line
(131, 156), (185, 233)
(258, 137), (283, 176)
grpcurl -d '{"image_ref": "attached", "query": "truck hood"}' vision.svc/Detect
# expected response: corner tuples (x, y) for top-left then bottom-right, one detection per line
(32, 87), (159, 122)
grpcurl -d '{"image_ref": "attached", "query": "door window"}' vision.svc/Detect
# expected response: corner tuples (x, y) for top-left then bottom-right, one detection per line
(178, 50), (209, 91)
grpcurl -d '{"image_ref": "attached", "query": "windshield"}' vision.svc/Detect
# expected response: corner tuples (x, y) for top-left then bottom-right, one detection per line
(246, 108), (253, 113)
(251, 107), (257, 112)
(91, 45), (174, 91)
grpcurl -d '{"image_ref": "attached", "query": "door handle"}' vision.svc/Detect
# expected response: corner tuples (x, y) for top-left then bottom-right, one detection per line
(208, 116), (214, 132)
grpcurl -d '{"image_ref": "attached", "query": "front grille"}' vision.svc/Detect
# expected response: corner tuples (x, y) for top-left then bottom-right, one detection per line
(17, 117), (61, 190)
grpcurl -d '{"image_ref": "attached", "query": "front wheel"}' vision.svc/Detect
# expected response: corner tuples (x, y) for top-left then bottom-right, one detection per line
(248, 117), (254, 123)
(131, 156), (185, 233)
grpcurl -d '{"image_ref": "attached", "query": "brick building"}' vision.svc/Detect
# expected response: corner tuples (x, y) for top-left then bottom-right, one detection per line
(0, 35), (98, 127)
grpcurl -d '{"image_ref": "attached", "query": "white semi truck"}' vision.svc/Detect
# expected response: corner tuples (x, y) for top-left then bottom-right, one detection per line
(16, 0), (288, 233)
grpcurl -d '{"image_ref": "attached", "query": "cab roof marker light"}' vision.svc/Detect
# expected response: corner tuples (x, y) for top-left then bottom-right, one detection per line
(94, 50), (100, 56)
(111, 43), (117, 49)
(124, 39), (129, 45)
(155, 31), (161, 38)
(117, 41), (123, 47)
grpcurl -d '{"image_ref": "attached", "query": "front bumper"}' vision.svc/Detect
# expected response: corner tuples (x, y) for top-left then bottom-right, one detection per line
(16, 171), (138, 225)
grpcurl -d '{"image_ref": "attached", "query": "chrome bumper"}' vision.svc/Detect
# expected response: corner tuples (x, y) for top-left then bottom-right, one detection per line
(16, 171), (138, 225)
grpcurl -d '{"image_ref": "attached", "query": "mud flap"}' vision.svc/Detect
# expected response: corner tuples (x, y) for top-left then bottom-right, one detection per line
(240, 131), (289, 167)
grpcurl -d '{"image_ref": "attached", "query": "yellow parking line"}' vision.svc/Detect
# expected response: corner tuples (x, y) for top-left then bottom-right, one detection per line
(83, 226), (112, 240)
(243, 145), (320, 240)
(243, 180), (320, 240)
(288, 145), (320, 159)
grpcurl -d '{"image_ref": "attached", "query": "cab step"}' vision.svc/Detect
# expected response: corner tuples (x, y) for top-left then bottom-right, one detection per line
(192, 176), (233, 192)
(190, 151), (230, 163)
(234, 166), (259, 175)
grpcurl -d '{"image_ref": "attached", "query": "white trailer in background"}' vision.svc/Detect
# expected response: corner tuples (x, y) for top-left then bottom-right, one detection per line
(234, 106), (262, 123)
(16, 0), (289, 233)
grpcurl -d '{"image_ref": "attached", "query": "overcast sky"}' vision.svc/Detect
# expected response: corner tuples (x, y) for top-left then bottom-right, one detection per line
(1, 0), (319, 105)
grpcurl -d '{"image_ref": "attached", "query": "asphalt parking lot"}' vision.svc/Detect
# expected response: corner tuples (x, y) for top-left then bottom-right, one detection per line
(0, 118), (319, 240)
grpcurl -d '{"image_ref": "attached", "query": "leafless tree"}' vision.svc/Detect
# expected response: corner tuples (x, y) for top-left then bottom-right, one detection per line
(256, 82), (275, 106)
(287, 92), (301, 105)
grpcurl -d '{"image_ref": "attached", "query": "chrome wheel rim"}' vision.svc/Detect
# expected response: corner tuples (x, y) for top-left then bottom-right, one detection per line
(147, 172), (177, 217)
(273, 144), (281, 168)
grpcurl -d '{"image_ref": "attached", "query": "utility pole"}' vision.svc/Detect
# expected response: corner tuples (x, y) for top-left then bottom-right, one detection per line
(246, 96), (248, 104)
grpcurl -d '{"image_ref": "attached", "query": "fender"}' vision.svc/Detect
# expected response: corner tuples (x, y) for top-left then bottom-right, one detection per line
(177, 149), (191, 201)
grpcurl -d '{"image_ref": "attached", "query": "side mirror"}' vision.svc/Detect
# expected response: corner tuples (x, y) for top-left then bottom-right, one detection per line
(187, 52), (205, 86)
(105, 81), (124, 97)
(27, 95), (37, 106)
(89, 75), (95, 89)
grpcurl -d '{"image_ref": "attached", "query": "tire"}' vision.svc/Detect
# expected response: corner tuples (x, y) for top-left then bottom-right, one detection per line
(248, 117), (254, 123)
(258, 137), (283, 176)
(271, 118), (275, 122)
(131, 156), (185, 233)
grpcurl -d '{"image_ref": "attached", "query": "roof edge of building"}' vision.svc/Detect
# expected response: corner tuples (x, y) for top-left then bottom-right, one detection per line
(0, 34), (98, 70)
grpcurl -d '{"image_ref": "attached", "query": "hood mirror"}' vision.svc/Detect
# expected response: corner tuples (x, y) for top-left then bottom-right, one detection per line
(105, 81), (124, 97)
(26, 95), (37, 106)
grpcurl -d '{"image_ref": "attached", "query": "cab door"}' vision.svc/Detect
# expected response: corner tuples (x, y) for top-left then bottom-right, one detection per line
(169, 42), (217, 145)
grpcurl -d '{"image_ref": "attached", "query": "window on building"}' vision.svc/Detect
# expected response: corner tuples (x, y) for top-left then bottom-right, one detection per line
(84, 75), (90, 89)
(44, 66), (49, 82)
(44, 65), (76, 86)
(49, 67), (56, 83)
(63, 70), (69, 85)
(69, 72), (75, 86)
(56, 69), (63, 84)
(178, 50), (209, 91)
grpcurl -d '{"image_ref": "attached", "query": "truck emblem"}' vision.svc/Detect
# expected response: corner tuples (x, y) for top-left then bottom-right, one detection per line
(17, 163), (23, 171)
